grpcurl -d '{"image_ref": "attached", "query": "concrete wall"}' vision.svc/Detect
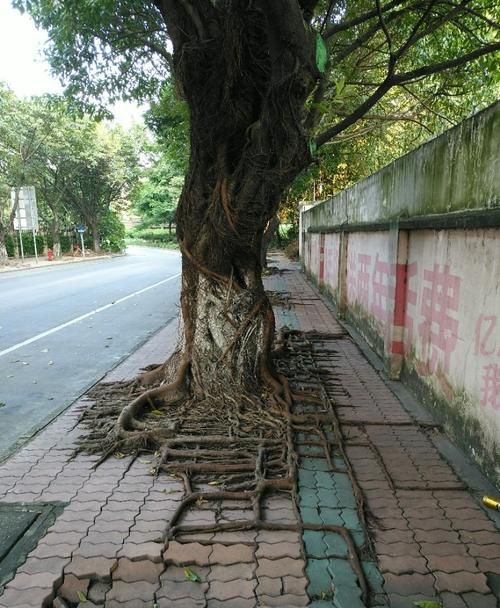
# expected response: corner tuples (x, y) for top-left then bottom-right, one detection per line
(301, 102), (500, 484)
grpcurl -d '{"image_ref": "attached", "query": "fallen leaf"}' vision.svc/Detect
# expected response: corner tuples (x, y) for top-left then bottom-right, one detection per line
(139, 459), (152, 464)
(183, 567), (201, 583)
(151, 409), (165, 417)
(414, 601), (442, 608)
(77, 590), (87, 602)
(207, 480), (221, 486)
(114, 451), (126, 459)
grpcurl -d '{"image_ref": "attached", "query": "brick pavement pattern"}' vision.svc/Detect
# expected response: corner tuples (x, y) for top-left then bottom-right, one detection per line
(0, 253), (498, 608)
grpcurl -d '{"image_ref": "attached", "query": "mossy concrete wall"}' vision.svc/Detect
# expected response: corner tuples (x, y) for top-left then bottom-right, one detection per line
(301, 102), (500, 484)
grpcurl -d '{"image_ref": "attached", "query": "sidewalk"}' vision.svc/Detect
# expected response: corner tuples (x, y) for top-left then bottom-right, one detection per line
(0, 253), (123, 274)
(0, 253), (498, 608)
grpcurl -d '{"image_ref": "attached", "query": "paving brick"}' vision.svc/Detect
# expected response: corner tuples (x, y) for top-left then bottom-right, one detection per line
(19, 556), (69, 576)
(113, 557), (164, 583)
(205, 599), (254, 608)
(283, 575), (308, 595)
(163, 541), (212, 566)
(118, 541), (163, 562)
(87, 581), (110, 604)
(426, 554), (479, 573)
(378, 554), (428, 575)
(65, 556), (117, 581)
(206, 563), (255, 583)
(0, 587), (53, 608)
(257, 557), (305, 579)
(468, 543), (500, 559)
(433, 570), (490, 594)
(256, 575), (282, 596)
(157, 599), (205, 608)
(420, 542), (467, 557)
(58, 574), (90, 604)
(106, 580), (158, 603)
(462, 592), (498, 608)
(7, 569), (59, 592)
(258, 593), (309, 606)
(383, 572), (435, 596)
(440, 592), (468, 608)
(209, 543), (254, 565)
(208, 579), (256, 600)
(157, 578), (208, 600)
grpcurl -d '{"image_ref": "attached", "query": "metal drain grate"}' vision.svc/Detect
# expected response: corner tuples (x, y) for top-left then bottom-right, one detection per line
(0, 502), (64, 592)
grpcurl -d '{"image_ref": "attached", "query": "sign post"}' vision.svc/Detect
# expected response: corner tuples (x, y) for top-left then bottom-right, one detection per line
(11, 187), (39, 263)
(75, 225), (86, 257)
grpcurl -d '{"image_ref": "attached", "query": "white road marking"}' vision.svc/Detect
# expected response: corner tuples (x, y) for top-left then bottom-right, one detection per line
(0, 273), (181, 359)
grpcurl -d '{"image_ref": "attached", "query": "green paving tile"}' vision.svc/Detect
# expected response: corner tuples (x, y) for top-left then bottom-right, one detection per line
(333, 586), (365, 608)
(306, 558), (333, 598)
(317, 487), (341, 508)
(309, 602), (334, 608)
(335, 486), (357, 509)
(341, 508), (362, 530)
(328, 558), (360, 588)
(362, 561), (385, 595)
(299, 490), (319, 508)
(323, 531), (349, 557)
(301, 457), (330, 471)
(298, 469), (317, 489)
(303, 530), (328, 558)
(315, 472), (336, 492)
(300, 506), (323, 524)
(351, 530), (366, 548)
(333, 474), (352, 489)
(319, 507), (343, 526)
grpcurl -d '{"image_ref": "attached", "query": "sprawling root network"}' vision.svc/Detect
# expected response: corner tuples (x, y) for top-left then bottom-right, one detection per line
(77, 324), (371, 603)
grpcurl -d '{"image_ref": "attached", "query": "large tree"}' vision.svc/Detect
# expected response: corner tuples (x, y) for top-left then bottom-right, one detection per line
(16, 0), (499, 427)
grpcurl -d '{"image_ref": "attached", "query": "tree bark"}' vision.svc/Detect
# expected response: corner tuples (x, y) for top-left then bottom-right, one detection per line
(91, 222), (100, 253)
(50, 219), (62, 258)
(157, 0), (319, 396)
(0, 223), (8, 262)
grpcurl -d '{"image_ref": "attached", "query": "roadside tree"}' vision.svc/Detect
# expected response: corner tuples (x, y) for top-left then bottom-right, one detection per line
(17, 0), (500, 426)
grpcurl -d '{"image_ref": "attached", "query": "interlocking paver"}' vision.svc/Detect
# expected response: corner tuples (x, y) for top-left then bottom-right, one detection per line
(113, 557), (164, 582)
(163, 540), (212, 565)
(209, 543), (254, 565)
(433, 570), (490, 594)
(208, 579), (256, 600)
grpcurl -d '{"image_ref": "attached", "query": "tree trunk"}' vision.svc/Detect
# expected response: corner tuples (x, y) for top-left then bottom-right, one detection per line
(51, 220), (62, 257)
(160, 1), (319, 396)
(0, 223), (8, 262)
(91, 222), (100, 253)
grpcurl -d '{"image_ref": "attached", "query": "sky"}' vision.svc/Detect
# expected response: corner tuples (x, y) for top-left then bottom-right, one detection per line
(0, 2), (145, 127)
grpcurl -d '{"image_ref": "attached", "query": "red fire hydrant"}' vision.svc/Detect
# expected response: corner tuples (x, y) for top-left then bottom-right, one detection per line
(47, 248), (54, 261)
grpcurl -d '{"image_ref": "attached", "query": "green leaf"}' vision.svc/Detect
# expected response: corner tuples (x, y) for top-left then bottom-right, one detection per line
(308, 138), (317, 156)
(184, 567), (201, 582)
(151, 409), (165, 417)
(77, 590), (87, 602)
(315, 34), (327, 73)
(414, 601), (442, 608)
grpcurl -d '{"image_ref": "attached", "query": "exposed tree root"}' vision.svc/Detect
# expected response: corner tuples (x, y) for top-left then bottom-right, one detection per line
(77, 328), (378, 605)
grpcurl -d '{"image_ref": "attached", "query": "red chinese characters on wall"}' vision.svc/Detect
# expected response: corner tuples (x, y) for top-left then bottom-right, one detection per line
(417, 264), (461, 374)
(475, 315), (500, 410)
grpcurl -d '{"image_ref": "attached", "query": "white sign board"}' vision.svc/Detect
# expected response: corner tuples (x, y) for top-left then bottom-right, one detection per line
(11, 186), (39, 231)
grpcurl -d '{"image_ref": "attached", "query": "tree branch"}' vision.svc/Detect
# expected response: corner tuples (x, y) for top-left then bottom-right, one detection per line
(323, 0), (407, 39)
(393, 41), (500, 83)
(315, 77), (394, 146)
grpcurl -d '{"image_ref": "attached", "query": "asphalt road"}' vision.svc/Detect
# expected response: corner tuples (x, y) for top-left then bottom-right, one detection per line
(0, 246), (182, 459)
